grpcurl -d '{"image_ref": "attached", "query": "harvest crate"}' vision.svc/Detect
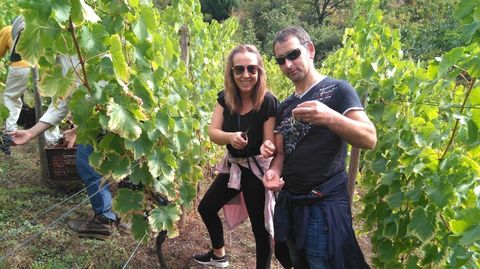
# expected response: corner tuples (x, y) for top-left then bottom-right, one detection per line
(45, 144), (82, 182)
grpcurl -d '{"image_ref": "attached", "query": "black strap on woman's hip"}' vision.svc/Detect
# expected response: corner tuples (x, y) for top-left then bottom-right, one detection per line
(245, 156), (264, 177)
(237, 112), (264, 177)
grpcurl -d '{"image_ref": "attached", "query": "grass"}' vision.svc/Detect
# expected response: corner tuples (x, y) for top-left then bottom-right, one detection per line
(0, 138), (263, 268)
(0, 140), (159, 269)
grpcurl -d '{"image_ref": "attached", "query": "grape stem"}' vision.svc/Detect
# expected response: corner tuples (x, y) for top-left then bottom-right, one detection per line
(439, 77), (476, 162)
(68, 16), (92, 94)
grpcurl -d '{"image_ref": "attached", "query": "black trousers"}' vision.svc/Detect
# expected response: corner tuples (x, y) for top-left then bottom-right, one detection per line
(198, 166), (272, 269)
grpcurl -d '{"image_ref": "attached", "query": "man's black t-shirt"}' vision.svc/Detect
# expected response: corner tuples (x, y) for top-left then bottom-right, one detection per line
(276, 77), (364, 194)
(218, 91), (278, 158)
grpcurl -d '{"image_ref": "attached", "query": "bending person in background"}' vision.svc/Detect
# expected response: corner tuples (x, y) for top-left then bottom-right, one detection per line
(261, 26), (377, 269)
(9, 55), (125, 240)
(1, 15), (60, 145)
(193, 44), (278, 269)
(1, 15), (30, 133)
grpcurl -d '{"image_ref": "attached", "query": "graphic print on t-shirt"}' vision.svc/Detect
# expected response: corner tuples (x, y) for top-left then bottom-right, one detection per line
(311, 84), (335, 102)
(278, 83), (337, 155)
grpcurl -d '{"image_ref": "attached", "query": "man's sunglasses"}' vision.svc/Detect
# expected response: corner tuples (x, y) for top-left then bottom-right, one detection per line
(275, 48), (302, 65)
(231, 65), (259, 76)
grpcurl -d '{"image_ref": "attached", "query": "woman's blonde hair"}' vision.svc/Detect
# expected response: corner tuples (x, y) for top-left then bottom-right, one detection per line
(224, 44), (267, 114)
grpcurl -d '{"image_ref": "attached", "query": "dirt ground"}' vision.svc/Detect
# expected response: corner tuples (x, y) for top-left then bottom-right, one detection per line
(0, 139), (373, 268)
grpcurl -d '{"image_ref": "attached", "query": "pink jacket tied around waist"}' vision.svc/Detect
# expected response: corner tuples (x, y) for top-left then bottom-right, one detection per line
(216, 152), (275, 238)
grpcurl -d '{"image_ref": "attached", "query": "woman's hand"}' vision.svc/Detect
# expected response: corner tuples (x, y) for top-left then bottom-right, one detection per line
(230, 132), (248, 149)
(260, 139), (275, 158)
(262, 169), (284, 192)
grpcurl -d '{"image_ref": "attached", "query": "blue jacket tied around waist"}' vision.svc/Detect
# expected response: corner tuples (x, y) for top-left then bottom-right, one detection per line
(274, 171), (370, 269)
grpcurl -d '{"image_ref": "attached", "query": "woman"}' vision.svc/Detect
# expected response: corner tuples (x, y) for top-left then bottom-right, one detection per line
(193, 45), (278, 268)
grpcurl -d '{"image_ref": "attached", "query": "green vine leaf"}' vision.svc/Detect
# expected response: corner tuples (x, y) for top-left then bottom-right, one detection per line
(459, 225), (480, 246)
(113, 188), (144, 214)
(39, 67), (76, 101)
(0, 104), (9, 122)
(130, 163), (154, 186)
(97, 152), (131, 179)
(450, 219), (472, 234)
(77, 0), (100, 23)
(148, 204), (181, 236)
(52, 0), (70, 24)
(131, 213), (149, 241)
(408, 207), (436, 242)
(109, 34), (130, 84)
(439, 47), (464, 76)
(125, 132), (155, 160)
(106, 100), (142, 140)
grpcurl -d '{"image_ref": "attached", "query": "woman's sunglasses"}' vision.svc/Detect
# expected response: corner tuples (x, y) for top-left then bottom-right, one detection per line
(231, 65), (259, 76)
(275, 48), (302, 65)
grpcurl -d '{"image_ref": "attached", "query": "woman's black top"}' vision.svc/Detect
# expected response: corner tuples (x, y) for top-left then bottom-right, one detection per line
(217, 90), (278, 157)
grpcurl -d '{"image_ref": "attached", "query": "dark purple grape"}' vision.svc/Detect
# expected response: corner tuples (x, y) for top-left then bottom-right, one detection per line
(278, 116), (311, 155)
(0, 133), (13, 156)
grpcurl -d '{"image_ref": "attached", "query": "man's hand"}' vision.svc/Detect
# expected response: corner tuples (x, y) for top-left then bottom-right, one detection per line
(262, 169), (284, 192)
(62, 127), (77, 149)
(230, 131), (248, 150)
(292, 100), (331, 125)
(8, 129), (34, 145)
(260, 139), (275, 158)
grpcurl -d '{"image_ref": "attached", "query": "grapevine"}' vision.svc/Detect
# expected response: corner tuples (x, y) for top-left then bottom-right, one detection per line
(14, 0), (237, 240)
(316, 1), (480, 268)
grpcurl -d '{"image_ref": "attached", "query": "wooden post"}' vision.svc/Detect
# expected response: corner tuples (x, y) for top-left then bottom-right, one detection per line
(347, 93), (368, 206)
(178, 25), (189, 233)
(32, 67), (50, 181)
(347, 147), (361, 205)
(179, 25), (189, 76)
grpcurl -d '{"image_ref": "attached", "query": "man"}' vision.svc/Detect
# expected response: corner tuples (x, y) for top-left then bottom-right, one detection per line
(261, 26), (376, 268)
(9, 55), (124, 240)
(1, 16), (60, 144)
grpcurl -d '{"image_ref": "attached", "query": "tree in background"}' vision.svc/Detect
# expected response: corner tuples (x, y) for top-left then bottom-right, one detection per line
(234, 0), (350, 61)
(231, 0), (462, 64)
(154, 0), (172, 9)
(300, 0), (350, 26)
(200, 0), (239, 22)
(381, 0), (463, 61)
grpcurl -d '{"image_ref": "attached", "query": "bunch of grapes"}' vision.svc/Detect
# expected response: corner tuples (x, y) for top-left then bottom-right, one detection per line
(0, 133), (13, 156)
(278, 117), (311, 155)
(117, 177), (143, 191)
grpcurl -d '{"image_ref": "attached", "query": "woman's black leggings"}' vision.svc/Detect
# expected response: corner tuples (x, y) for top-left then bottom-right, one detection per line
(198, 166), (272, 269)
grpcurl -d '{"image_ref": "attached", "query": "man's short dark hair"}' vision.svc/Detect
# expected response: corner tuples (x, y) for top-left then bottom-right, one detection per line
(272, 26), (311, 52)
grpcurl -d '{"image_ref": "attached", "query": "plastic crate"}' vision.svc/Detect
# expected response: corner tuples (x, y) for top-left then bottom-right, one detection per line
(45, 144), (82, 181)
